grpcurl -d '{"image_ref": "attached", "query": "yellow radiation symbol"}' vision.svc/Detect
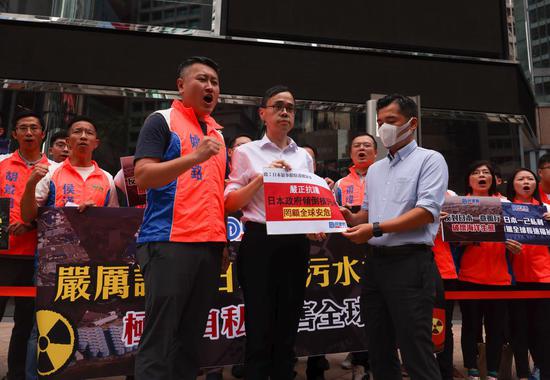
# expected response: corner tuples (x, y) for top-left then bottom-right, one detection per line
(36, 309), (76, 376)
(432, 318), (444, 335)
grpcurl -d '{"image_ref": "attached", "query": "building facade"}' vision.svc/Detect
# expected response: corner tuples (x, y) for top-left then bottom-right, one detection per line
(0, 0), (537, 192)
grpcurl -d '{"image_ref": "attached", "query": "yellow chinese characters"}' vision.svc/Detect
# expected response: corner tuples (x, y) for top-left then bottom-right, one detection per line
(282, 207), (331, 219)
(306, 256), (361, 288)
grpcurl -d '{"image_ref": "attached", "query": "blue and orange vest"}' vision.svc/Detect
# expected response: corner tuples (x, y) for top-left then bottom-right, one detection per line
(0, 152), (51, 257)
(334, 166), (366, 207)
(46, 159), (112, 207)
(137, 100), (227, 243)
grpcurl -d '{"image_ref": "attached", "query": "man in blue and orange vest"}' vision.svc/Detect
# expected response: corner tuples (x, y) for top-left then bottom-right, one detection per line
(132, 56), (226, 380)
(21, 116), (118, 218)
(332, 133), (377, 380)
(333, 133), (377, 210)
(21, 115), (118, 380)
(0, 110), (53, 380)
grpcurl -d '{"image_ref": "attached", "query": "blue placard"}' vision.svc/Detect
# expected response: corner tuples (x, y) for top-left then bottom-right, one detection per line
(502, 202), (550, 245)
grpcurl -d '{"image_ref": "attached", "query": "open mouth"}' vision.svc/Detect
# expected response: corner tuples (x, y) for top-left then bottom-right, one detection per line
(358, 152), (366, 158)
(478, 180), (487, 185)
(203, 94), (213, 104)
(523, 186), (531, 191)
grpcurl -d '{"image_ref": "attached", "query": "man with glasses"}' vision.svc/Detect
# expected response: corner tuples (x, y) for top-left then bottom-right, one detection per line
(225, 85), (314, 379)
(0, 110), (53, 380)
(333, 133), (377, 380)
(21, 116), (117, 380)
(21, 116), (118, 220)
(48, 131), (69, 163)
(538, 154), (550, 205)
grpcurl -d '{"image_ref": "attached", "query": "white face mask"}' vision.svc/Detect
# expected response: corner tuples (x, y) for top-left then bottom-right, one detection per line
(378, 118), (413, 148)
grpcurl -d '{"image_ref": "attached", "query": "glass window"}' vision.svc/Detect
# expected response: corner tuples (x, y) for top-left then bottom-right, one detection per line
(421, 110), (522, 193)
(0, 84), (528, 196)
(0, 0), (213, 32)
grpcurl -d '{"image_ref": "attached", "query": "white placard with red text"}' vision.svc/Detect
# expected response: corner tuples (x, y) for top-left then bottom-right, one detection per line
(263, 168), (348, 235)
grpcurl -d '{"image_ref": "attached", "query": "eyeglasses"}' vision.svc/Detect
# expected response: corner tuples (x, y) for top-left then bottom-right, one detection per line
(471, 170), (491, 176)
(352, 142), (375, 149)
(266, 102), (295, 114)
(16, 126), (42, 133)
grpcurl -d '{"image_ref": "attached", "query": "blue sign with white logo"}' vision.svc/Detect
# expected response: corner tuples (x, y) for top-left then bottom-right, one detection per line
(227, 216), (244, 241)
(502, 203), (550, 245)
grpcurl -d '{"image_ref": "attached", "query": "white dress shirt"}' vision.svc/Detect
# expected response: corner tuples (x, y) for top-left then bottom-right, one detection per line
(224, 134), (314, 223)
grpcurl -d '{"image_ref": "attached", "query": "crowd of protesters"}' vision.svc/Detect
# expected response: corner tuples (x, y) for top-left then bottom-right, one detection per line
(0, 55), (548, 380)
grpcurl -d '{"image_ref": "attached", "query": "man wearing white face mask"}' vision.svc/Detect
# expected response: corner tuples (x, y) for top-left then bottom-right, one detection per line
(341, 94), (448, 380)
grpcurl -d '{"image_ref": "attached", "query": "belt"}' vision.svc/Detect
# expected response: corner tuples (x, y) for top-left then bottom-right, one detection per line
(369, 244), (430, 255)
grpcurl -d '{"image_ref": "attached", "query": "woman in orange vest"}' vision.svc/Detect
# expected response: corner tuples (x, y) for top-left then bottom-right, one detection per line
(506, 168), (550, 380)
(457, 161), (513, 380)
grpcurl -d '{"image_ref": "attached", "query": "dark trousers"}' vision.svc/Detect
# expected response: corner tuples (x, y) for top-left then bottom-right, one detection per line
(436, 279), (457, 380)
(509, 282), (550, 379)
(0, 257), (35, 380)
(237, 222), (309, 380)
(458, 281), (507, 373)
(134, 242), (223, 380)
(362, 245), (441, 380)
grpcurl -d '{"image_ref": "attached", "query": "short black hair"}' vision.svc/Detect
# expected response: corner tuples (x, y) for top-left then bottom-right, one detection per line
(506, 167), (541, 203)
(464, 160), (497, 196)
(66, 116), (97, 133)
(376, 94), (418, 118)
(228, 134), (253, 149)
(349, 132), (378, 151)
(538, 153), (550, 169)
(49, 131), (68, 147)
(260, 85), (293, 107)
(177, 56), (220, 78)
(13, 109), (45, 130)
(301, 144), (318, 159)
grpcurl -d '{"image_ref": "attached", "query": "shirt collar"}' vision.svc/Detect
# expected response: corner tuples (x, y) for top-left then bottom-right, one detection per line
(387, 140), (417, 165)
(259, 134), (298, 152)
(348, 165), (367, 178)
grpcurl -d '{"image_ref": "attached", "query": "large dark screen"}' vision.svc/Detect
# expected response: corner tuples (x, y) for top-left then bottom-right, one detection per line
(226, 0), (507, 59)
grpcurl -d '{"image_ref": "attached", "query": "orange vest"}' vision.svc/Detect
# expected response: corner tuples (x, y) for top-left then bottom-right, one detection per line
(334, 166), (366, 207)
(47, 160), (112, 207)
(511, 198), (550, 283)
(137, 100), (227, 243)
(433, 231), (458, 280)
(0, 152), (50, 257)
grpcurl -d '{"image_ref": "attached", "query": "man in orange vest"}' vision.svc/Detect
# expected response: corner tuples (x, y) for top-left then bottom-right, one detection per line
(333, 133), (377, 210)
(20, 116), (118, 380)
(0, 110), (53, 380)
(21, 116), (118, 219)
(538, 154), (550, 205)
(132, 56), (226, 380)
